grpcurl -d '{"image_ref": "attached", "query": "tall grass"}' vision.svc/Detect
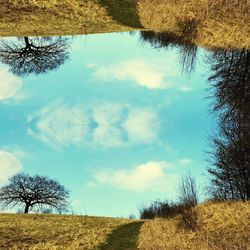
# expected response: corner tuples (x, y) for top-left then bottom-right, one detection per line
(139, 201), (250, 250)
(0, 214), (133, 249)
(138, 0), (250, 48)
(0, 0), (249, 48)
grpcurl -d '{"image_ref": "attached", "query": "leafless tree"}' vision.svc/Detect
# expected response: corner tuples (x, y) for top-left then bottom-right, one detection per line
(207, 49), (250, 201)
(0, 36), (69, 76)
(178, 172), (198, 231)
(0, 173), (69, 213)
(139, 30), (198, 75)
(178, 172), (198, 206)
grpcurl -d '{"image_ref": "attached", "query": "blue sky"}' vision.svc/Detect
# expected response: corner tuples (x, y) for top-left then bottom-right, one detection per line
(0, 32), (214, 217)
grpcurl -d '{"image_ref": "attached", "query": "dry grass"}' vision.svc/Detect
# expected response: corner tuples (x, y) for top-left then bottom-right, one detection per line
(0, 0), (249, 48)
(138, 0), (250, 49)
(0, 202), (249, 249)
(139, 201), (250, 250)
(0, 0), (139, 37)
(0, 213), (141, 250)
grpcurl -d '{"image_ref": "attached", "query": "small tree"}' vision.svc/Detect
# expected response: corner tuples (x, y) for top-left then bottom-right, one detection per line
(0, 36), (69, 76)
(178, 172), (198, 231)
(0, 173), (69, 214)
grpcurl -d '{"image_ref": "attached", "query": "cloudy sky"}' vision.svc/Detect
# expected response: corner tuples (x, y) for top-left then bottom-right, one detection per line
(0, 32), (214, 217)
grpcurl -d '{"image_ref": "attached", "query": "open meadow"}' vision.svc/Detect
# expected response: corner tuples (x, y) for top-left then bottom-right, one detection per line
(0, 202), (249, 249)
(0, 214), (143, 250)
(0, 0), (249, 48)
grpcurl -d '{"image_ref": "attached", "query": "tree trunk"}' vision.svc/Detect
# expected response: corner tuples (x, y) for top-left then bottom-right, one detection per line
(24, 203), (30, 214)
(24, 37), (31, 49)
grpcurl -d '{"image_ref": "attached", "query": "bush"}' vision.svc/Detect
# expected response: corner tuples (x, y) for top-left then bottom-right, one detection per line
(139, 200), (181, 220)
(140, 173), (199, 231)
(177, 173), (198, 231)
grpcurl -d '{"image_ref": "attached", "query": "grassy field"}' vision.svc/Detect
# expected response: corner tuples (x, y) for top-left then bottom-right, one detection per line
(0, 214), (143, 249)
(0, 0), (249, 49)
(139, 201), (250, 250)
(0, 202), (249, 249)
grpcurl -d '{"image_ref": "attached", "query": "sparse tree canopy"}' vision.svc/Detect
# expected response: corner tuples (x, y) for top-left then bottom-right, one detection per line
(207, 49), (250, 201)
(178, 172), (198, 206)
(0, 173), (69, 213)
(140, 31), (198, 75)
(0, 36), (69, 76)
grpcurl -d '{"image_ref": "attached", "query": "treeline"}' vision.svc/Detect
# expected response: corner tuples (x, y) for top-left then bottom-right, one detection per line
(207, 49), (250, 201)
(140, 173), (198, 231)
(140, 31), (250, 202)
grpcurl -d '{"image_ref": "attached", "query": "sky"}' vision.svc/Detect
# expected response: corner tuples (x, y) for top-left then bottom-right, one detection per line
(0, 32), (215, 217)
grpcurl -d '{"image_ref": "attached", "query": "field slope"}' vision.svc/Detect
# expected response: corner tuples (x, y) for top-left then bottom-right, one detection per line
(0, 202), (249, 249)
(0, 214), (143, 250)
(139, 202), (250, 250)
(0, 0), (249, 49)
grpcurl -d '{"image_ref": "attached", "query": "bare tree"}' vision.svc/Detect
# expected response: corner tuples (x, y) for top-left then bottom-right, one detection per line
(178, 172), (198, 206)
(139, 30), (198, 75)
(0, 173), (69, 213)
(178, 172), (198, 231)
(0, 36), (69, 76)
(207, 49), (250, 201)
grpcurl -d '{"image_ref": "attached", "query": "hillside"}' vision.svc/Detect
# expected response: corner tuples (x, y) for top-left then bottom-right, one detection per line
(0, 202), (249, 249)
(0, 214), (143, 249)
(0, 0), (249, 49)
(139, 202), (250, 250)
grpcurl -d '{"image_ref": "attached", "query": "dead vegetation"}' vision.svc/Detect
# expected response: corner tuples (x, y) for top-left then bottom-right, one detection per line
(0, 213), (137, 249)
(0, 0), (249, 48)
(139, 201), (250, 250)
(138, 0), (250, 49)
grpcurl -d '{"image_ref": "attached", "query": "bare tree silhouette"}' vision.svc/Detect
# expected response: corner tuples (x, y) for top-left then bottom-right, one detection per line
(0, 36), (69, 76)
(207, 49), (250, 201)
(139, 31), (198, 75)
(0, 173), (69, 213)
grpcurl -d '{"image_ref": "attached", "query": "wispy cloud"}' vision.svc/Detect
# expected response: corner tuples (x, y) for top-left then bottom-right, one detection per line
(0, 68), (22, 101)
(178, 158), (193, 166)
(93, 59), (180, 89)
(0, 150), (22, 184)
(28, 100), (160, 149)
(179, 85), (192, 92)
(91, 161), (172, 192)
(123, 108), (159, 143)
(90, 159), (194, 192)
(28, 101), (90, 148)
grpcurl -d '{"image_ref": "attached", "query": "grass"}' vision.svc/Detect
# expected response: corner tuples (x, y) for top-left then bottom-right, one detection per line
(97, 221), (144, 250)
(138, 0), (250, 49)
(0, 202), (249, 249)
(138, 201), (250, 250)
(0, 0), (249, 49)
(0, 214), (143, 249)
(0, 0), (139, 37)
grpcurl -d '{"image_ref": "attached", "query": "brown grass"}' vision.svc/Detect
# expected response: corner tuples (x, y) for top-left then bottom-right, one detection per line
(0, 202), (249, 249)
(0, 0), (138, 37)
(139, 201), (250, 250)
(0, 0), (249, 48)
(138, 0), (250, 49)
(0, 213), (140, 249)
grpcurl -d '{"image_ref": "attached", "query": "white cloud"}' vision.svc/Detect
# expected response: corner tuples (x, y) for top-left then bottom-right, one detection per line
(0, 69), (22, 101)
(123, 108), (160, 143)
(179, 158), (193, 166)
(28, 101), (90, 148)
(179, 85), (192, 92)
(92, 103), (124, 147)
(94, 59), (179, 89)
(0, 150), (22, 184)
(28, 101), (160, 148)
(90, 158), (194, 192)
(92, 161), (170, 191)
